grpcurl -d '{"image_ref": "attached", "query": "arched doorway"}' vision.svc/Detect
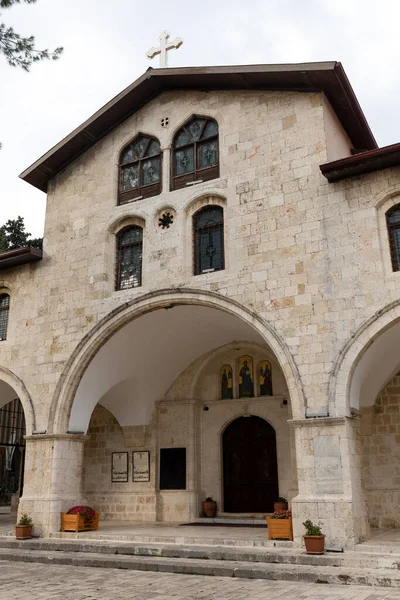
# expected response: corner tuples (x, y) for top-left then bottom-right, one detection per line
(223, 416), (278, 513)
(0, 398), (25, 505)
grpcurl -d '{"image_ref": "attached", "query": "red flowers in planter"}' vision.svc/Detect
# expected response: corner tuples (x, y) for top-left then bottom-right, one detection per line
(67, 505), (96, 523)
(269, 509), (292, 519)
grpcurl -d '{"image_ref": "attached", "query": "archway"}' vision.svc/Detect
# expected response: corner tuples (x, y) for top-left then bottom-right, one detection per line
(50, 289), (305, 434)
(223, 416), (278, 513)
(331, 302), (400, 539)
(0, 377), (29, 514)
(49, 290), (300, 523)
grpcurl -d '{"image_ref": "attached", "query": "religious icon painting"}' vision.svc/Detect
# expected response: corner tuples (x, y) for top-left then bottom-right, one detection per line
(220, 364), (233, 399)
(259, 360), (273, 396)
(238, 355), (254, 397)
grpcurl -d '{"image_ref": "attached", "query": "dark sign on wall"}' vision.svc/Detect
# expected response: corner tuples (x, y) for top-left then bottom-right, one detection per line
(159, 448), (186, 490)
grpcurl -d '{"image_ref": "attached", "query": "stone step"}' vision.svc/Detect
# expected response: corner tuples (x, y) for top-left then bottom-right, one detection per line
(0, 546), (400, 587)
(0, 538), (399, 571)
(194, 517), (266, 525)
(48, 530), (294, 548)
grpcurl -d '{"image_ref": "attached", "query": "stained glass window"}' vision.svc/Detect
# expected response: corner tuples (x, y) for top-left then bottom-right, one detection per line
(0, 294), (10, 341)
(116, 226), (143, 290)
(387, 205), (400, 271)
(193, 206), (224, 275)
(118, 135), (162, 204)
(172, 117), (219, 190)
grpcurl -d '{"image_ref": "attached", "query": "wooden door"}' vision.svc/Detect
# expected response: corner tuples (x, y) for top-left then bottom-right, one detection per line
(223, 416), (278, 513)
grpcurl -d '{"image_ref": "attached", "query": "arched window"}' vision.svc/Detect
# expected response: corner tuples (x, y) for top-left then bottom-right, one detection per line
(118, 135), (162, 205)
(386, 204), (400, 271)
(116, 226), (143, 290)
(193, 205), (224, 275)
(172, 117), (219, 190)
(0, 294), (10, 341)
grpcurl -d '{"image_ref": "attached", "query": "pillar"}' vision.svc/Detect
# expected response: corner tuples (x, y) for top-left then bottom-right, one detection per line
(290, 416), (369, 550)
(19, 433), (89, 536)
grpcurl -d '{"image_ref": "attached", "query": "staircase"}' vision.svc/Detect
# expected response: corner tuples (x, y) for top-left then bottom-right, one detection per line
(0, 537), (399, 588)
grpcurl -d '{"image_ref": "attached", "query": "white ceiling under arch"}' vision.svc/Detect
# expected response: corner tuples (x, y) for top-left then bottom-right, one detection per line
(0, 381), (19, 409)
(69, 304), (265, 433)
(350, 320), (400, 410)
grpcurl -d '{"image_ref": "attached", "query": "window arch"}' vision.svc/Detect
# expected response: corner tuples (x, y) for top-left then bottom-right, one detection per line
(386, 204), (400, 271)
(116, 226), (143, 290)
(118, 135), (162, 205)
(193, 205), (224, 275)
(172, 117), (219, 190)
(0, 294), (10, 341)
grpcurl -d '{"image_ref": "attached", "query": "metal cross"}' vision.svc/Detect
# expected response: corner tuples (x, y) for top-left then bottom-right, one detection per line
(146, 31), (184, 68)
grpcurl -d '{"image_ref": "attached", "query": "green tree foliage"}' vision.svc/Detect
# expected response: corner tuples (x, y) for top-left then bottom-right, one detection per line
(0, 216), (43, 251)
(0, 0), (63, 71)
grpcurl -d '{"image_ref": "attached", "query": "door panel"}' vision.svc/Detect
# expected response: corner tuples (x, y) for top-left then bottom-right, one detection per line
(223, 416), (278, 513)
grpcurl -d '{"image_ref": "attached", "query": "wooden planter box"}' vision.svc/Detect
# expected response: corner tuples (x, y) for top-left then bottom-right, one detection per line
(266, 516), (293, 541)
(61, 511), (101, 533)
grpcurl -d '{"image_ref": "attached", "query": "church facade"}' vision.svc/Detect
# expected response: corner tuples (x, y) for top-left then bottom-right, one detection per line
(1, 62), (400, 549)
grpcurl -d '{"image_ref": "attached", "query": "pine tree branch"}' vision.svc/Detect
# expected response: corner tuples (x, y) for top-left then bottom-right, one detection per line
(0, 0), (63, 70)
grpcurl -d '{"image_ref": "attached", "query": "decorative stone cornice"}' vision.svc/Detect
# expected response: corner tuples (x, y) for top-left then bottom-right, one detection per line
(25, 433), (90, 443)
(288, 416), (347, 428)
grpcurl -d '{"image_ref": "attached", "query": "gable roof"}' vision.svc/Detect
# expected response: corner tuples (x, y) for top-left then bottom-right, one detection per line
(20, 62), (377, 193)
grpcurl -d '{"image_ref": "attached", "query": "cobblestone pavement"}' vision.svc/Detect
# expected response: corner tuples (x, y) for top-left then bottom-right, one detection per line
(1, 561), (400, 600)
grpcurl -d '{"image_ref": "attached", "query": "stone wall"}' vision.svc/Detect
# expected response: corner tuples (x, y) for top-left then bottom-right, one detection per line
(3, 87), (400, 437)
(360, 373), (400, 528)
(83, 405), (157, 521)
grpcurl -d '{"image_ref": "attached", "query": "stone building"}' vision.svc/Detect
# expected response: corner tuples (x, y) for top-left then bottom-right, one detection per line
(0, 62), (400, 549)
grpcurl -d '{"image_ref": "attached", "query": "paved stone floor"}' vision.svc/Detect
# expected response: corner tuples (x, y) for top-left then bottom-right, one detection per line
(0, 562), (400, 600)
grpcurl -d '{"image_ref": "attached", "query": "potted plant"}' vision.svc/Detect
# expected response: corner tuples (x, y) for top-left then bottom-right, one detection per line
(203, 497), (217, 518)
(303, 519), (325, 554)
(16, 513), (33, 540)
(266, 509), (293, 541)
(61, 505), (101, 533)
(273, 496), (288, 512)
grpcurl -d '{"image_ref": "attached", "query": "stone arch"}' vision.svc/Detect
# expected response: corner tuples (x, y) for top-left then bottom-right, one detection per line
(183, 192), (227, 217)
(330, 299), (400, 416)
(107, 213), (147, 236)
(0, 366), (35, 434)
(49, 288), (305, 434)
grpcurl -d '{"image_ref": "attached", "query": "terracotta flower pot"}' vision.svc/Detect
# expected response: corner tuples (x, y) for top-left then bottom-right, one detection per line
(303, 534), (325, 555)
(273, 501), (288, 512)
(16, 524), (33, 540)
(203, 501), (217, 518)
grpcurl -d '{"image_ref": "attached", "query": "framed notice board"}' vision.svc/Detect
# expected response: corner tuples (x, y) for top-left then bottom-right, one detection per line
(159, 448), (186, 490)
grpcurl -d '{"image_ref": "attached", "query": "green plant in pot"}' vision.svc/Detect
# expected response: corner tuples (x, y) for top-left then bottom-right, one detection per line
(273, 496), (288, 512)
(203, 496), (217, 518)
(302, 519), (325, 554)
(16, 513), (33, 540)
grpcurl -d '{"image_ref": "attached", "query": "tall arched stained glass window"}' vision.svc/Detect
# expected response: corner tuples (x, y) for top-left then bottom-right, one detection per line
(193, 206), (224, 275)
(172, 117), (219, 190)
(116, 226), (143, 290)
(0, 294), (10, 341)
(387, 204), (400, 271)
(118, 135), (162, 205)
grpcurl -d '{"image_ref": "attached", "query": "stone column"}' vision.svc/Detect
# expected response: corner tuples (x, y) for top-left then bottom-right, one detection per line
(290, 416), (369, 550)
(19, 433), (89, 536)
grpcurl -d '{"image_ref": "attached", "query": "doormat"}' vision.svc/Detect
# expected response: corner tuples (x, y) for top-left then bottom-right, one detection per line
(180, 522), (266, 528)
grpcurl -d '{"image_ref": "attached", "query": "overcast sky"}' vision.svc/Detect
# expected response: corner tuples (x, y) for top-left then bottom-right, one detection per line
(1, 0), (400, 237)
